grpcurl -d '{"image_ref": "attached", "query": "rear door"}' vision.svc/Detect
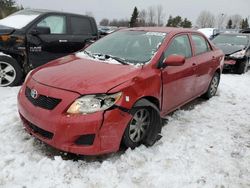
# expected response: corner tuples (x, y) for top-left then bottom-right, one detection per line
(190, 34), (216, 95)
(68, 15), (98, 52)
(161, 34), (196, 114)
(27, 14), (72, 68)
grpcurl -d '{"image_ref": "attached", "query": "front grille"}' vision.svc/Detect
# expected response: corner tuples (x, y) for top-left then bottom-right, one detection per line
(25, 87), (61, 110)
(20, 114), (54, 140)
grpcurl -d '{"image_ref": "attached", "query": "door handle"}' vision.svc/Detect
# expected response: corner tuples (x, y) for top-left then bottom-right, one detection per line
(192, 63), (196, 66)
(59, 40), (68, 43)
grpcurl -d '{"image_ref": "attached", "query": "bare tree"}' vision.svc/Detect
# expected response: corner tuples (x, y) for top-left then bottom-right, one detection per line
(138, 9), (147, 26)
(196, 10), (215, 28)
(85, 11), (94, 17)
(147, 6), (156, 26)
(216, 13), (227, 29)
(230, 14), (242, 29)
(156, 5), (165, 26)
(109, 19), (129, 27)
(99, 18), (109, 26)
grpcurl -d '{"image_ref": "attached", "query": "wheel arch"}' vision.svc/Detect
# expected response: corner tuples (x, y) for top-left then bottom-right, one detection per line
(133, 96), (160, 114)
(127, 96), (162, 147)
(215, 68), (221, 77)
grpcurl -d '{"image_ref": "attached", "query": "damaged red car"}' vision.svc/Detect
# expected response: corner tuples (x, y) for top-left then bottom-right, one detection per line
(18, 27), (224, 155)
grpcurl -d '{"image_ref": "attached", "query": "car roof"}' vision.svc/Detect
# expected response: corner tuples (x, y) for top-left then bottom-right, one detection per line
(15, 9), (92, 18)
(122, 27), (199, 35)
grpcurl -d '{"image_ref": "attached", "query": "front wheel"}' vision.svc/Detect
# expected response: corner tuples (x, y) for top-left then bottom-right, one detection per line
(0, 56), (23, 87)
(122, 106), (162, 149)
(202, 72), (220, 99)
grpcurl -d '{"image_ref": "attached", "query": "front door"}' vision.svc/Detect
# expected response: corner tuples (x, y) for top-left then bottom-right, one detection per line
(27, 14), (72, 68)
(161, 34), (196, 114)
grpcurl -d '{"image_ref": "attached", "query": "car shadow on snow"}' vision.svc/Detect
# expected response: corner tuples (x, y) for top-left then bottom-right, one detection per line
(33, 96), (211, 162)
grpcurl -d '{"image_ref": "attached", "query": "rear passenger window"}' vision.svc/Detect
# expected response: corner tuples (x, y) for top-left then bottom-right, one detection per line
(70, 16), (92, 35)
(191, 35), (211, 55)
(164, 35), (192, 59)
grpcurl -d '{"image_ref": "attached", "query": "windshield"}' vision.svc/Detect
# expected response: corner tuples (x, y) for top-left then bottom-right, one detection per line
(0, 10), (40, 29)
(84, 30), (166, 64)
(213, 34), (249, 46)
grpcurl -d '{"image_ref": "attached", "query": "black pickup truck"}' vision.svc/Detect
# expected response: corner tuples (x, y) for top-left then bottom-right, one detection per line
(0, 9), (99, 86)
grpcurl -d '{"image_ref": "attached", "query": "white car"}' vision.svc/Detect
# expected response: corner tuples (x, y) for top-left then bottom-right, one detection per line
(198, 28), (220, 39)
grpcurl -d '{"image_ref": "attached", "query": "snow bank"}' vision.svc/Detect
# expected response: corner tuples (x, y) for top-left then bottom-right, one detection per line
(0, 72), (250, 187)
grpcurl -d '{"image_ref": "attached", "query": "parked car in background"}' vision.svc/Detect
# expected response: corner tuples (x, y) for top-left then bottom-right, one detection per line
(212, 33), (250, 74)
(98, 26), (119, 37)
(0, 9), (98, 87)
(240, 28), (250, 34)
(18, 27), (224, 156)
(198, 28), (220, 39)
(220, 28), (241, 34)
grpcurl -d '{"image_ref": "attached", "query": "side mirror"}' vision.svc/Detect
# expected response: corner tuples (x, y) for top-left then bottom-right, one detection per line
(30, 26), (51, 35)
(163, 54), (185, 67)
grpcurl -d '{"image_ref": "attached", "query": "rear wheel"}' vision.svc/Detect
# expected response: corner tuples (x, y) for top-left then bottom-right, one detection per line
(122, 106), (161, 149)
(203, 72), (220, 99)
(0, 56), (23, 87)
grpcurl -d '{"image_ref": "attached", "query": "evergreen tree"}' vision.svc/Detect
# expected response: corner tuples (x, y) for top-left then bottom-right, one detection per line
(172, 16), (182, 27)
(181, 18), (192, 28)
(166, 15), (173, 27)
(241, 18), (249, 29)
(245, 18), (249, 28)
(226, 19), (232, 29)
(0, 0), (23, 19)
(167, 15), (192, 28)
(130, 7), (139, 27)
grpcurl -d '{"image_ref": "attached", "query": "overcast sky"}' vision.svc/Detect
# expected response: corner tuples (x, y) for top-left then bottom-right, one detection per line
(15, 0), (250, 25)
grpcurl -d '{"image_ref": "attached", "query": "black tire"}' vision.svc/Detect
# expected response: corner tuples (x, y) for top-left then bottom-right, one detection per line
(202, 72), (220, 99)
(0, 55), (23, 87)
(236, 59), (248, 74)
(122, 106), (162, 149)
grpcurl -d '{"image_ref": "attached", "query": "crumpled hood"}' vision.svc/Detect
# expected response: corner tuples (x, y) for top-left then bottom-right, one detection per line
(32, 54), (141, 94)
(215, 43), (246, 56)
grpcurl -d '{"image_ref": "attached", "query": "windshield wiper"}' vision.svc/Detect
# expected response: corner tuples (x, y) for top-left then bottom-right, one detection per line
(83, 50), (96, 59)
(93, 53), (129, 65)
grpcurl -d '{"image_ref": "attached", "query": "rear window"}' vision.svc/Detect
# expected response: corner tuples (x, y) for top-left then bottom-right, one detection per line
(191, 35), (211, 55)
(70, 16), (92, 35)
(212, 34), (249, 46)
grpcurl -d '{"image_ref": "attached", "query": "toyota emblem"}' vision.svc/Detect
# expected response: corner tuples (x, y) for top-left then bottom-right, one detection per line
(30, 89), (38, 99)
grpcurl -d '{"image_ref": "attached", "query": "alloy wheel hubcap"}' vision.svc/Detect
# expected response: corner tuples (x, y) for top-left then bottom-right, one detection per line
(0, 61), (16, 86)
(210, 76), (219, 96)
(129, 109), (150, 143)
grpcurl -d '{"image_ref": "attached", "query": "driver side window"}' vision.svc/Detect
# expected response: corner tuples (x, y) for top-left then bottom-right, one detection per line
(37, 15), (66, 34)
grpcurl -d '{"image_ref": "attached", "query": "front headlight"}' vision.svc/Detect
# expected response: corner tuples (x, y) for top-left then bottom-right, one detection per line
(229, 50), (246, 59)
(67, 92), (122, 114)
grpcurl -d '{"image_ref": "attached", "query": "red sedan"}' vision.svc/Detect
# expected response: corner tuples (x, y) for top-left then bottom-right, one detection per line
(18, 27), (224, 155)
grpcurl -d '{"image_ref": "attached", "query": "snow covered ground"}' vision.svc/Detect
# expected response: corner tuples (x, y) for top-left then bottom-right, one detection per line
(0, 72), (250, 188)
